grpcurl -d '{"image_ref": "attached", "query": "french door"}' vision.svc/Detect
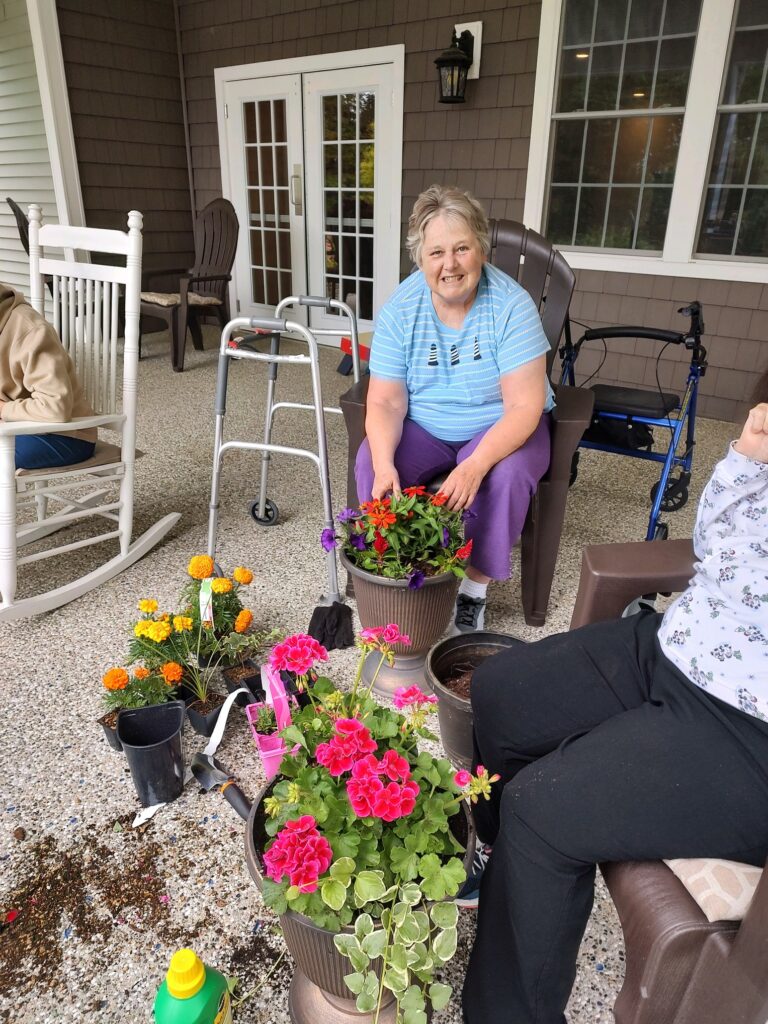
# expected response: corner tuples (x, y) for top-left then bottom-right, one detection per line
(222, 56), (401, 336)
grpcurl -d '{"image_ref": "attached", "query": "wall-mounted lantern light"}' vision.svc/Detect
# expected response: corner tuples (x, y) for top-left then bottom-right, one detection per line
(435, 29), (474, 103)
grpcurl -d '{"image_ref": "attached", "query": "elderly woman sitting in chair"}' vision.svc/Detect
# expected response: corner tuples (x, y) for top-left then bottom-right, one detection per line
(355, 185), (552, 634)
(0, 282), (95, 470)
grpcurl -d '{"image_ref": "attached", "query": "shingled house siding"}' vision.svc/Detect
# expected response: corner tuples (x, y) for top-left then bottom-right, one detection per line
(56, 0), (193, 271)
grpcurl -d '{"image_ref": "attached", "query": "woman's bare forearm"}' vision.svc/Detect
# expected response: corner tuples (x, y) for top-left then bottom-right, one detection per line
(365, 400), (406, 471)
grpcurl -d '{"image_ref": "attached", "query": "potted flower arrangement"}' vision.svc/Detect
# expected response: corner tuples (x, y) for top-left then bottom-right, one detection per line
(244, 627), (497, 1024)
(97, 664), (179, 751)
(323, 489), (473, 695)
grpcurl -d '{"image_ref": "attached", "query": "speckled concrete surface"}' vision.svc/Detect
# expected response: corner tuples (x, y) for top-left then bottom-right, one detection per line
(0, 326), (737, 1023)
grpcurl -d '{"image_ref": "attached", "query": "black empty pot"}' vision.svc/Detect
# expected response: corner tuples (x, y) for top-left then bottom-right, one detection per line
(116, 701), (186, 807)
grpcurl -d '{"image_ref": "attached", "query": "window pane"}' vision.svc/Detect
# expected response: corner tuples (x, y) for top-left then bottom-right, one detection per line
(359, 192), (374, 234)
(594, 0), (628, 43)
(247, 148), (260, 186)
(736, 189), (768, 257)
(359, 92), (375, 139)
(323, 95), (338, 141)
(551, 120), (586, 182)
(258, 101), (272, 145)
(359, 236), (373, 278)
(749, 114), (768, 185)
(587, 44), (622, 109)
(325, 191), (339, 230)
(324, 145), (338, 187)
(546, 186), (578, 244)
(613, 117), (650, 183)
(636, 188), (671, 249)
(359, 281), (373, 322)
(260, 147), (274, 187)
(340, 93), (357, 141)
(273, 100), (286, 144)
(325, 234), (339, 274)
(620, 40), (656, 108)
(737, 0), (768, 29)
(244, 103), (257, 144)
(646, 115), (683, 183)
(557, 48), (590, 111)
(575, 186), (608, 244)
(653, 37), (696, 108)
(627, 0), (664, 40)
(341, 144), (356, 187)
(709, 112), (758, 187)
(359, 143), (375, 188)
(722, 29), (768, 105)
(563, 0), (595, 45)
(582, 118), (616, 182)
(604, 188), (640, 247)
(697, 186), (741, 254)
(663, 0), (700, 35)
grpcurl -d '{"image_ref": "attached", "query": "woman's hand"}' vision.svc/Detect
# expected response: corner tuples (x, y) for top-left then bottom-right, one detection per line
(439, 457), (486, 511)
(372, 465), (402, 501)
(735, 403), (768, 464)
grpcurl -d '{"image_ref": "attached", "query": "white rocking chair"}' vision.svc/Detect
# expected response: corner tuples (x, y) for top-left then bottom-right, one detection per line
(0, 206), (180, 621)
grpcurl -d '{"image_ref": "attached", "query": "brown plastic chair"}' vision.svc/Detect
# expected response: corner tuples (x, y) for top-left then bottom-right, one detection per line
(140, 198), (238, 372)
(570, 538), (768, 1024)
(340, 219), (594, 627)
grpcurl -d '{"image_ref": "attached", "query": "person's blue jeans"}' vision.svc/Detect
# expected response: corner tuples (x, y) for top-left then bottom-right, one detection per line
(15, 434), (95, 471)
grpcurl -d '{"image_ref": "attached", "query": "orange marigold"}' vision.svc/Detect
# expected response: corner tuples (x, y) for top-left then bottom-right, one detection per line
(188, 554), (215, 580)
(137, 598), (158, 614)
(233, 566), (253, 585)
(211, 577), (233, 594)
(133, 666), (150, 680)
(161, 661), (183, 685)
(234, 609), (253, 634)
(103, 667), (129, 691)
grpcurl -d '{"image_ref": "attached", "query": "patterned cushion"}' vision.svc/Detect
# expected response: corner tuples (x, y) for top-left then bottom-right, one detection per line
(665, 857), (762, 922)
(140, 291), (222, 307)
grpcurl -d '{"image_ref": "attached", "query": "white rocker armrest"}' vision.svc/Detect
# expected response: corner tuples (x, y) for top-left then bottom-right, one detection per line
(0, 414), (125, 437)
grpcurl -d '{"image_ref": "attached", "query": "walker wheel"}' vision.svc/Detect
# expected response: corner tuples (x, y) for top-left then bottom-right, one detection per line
(651, 474), (690, 512)
(653, 521), (669, 541)
(250, 498), (279, 525)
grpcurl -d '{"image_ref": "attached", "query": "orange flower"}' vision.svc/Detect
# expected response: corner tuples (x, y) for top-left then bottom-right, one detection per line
(403, 485), (427, 496)
(133, 667), (150, 680)
(188, 554), (214, 580)
(211, 577), (233, 594)
(234, 609), (253, 634)
(368, 510), (397, 530)
(431, 492), (448, 507)
(233, 566), (253, 585)
(161, 661), (183, 685)
(103, 667), (129, 691)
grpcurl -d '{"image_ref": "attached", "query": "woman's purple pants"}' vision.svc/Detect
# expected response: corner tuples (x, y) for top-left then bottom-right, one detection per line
(354, 415), (551, 581)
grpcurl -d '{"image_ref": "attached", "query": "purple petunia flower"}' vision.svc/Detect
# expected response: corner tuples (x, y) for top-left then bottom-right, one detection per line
(441, 527), (450, 548)
(349, 533), (367, 551)
(337, 507), (360, 524)
(407, 570), (425, 590)
(321, 528), (339, 551)
(461, 508), (478, 522)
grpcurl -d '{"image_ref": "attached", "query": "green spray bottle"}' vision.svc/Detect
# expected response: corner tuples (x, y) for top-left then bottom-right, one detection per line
(154, 949), (232, 1024)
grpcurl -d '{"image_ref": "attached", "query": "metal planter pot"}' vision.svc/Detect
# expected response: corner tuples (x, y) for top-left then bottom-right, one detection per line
(341, 551), (459, 697)
(426, 632), (524, 769)
(245, 783), (475, 1024)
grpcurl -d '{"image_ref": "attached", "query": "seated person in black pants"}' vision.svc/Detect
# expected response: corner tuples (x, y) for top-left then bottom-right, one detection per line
(461, 372), (768, 1024)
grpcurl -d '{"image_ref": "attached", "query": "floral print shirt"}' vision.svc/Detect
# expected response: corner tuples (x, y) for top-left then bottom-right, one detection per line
(658, 443), (768, 719)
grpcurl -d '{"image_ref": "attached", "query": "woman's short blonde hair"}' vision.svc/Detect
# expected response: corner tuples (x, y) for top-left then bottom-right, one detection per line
(406, 184), (491, 266)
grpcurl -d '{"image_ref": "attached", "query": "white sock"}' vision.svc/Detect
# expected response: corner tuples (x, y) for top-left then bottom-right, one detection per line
(459, 577), (488, 601)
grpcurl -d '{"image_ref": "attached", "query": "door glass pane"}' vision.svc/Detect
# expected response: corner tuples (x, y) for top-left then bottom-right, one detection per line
(243, 98), (293, 307)
(320, 90), (376, 316)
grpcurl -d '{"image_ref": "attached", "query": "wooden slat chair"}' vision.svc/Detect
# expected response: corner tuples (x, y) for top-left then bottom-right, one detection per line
(0, 205), (180, 621)
(571, 539), (768, 1024)
(340, 220), (594, 627)
(140, 198), (239, 372)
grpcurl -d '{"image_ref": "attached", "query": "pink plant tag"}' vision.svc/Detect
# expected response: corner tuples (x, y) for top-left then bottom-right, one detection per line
(261, 664), (292, 730)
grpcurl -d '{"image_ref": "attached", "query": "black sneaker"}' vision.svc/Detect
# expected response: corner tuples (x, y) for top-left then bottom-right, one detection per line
(451, 594), (486, 635)
(455, 842), (492, 909)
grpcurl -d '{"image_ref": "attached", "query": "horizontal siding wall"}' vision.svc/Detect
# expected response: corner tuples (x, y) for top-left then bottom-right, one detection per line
(56, 0), (193, 270)
(0, 0), (58, 296)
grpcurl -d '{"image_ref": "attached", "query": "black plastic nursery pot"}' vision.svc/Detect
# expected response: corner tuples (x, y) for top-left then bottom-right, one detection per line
(116, 700), (186, 807)
(186, 694), (226, 737)
(222, 660), (263, 707)
(97, 712), (122, 752)
(426, 631), (524, 769)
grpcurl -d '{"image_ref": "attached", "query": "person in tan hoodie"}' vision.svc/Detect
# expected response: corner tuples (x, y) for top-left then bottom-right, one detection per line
(0, 282), (96, 469)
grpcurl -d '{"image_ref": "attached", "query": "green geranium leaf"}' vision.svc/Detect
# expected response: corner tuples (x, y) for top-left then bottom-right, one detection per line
(330, 831), (361, 860)
(330, 857), (356, 882)
(430, 901), (458, 929)
(354, 871), (387, 903)
(433, 926), (457, 961)
(280, 725), (307, 750)
(390, 845), (420, 880)
(321, 879), (347, 911)
(354, 913), (375, 939)
(428, 981), (452, 1011)
(361, 929), (387, 959)
(259, 877), (288, 915)
(344, 972), (364, 995)
(418, 853), (441, 878)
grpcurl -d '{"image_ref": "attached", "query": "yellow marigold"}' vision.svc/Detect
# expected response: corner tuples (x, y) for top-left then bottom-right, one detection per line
(103, 667), (129, 691)
(133, 666), (150, 680)
(161, 661), (183, 685)
(173, 615), (193, 633)
(138, 598), (158, 614)
(233, 566), (253, 585)
(146, 621), (172, 643)
(202, 620), (213, 630)
(211, 577), (233, 594)
(134, 620), (152, 638)
(234, 609), (253, 634)
(188, 554), (215, 580)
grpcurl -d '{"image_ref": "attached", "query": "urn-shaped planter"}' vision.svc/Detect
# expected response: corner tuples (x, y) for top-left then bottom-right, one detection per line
(244, 782), (475, 1024)
(341, 551), (459, 697)
(425, 631), (524, 769)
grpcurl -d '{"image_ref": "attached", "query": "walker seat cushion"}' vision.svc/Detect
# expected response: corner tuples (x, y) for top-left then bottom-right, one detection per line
(591, 384), (680, 419)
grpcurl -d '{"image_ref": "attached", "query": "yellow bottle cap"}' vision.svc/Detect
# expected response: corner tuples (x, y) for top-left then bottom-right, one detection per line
(166, 949), (206, 999)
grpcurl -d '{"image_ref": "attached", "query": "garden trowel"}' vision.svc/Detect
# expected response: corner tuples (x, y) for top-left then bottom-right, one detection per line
(190, 752), (251, 821)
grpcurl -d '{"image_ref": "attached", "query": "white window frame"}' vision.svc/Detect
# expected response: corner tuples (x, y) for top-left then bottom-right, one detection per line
(523, 0), (768, 283)
(215, 46), (405, 327)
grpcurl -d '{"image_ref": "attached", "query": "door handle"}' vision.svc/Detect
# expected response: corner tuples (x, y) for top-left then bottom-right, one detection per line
(290, 166), (303, 216)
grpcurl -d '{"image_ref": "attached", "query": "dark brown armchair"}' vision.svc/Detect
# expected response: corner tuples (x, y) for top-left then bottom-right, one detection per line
(571, 539), (768, 1024)
(340, 220), (594, 627)
(140, 198), (238, 372)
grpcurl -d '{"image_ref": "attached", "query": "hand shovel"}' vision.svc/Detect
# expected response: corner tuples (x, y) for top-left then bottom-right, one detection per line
(190, 752), (252, 821)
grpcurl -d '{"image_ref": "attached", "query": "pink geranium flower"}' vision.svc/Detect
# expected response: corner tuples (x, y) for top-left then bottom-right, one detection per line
(453, 769), (472, 788)
(263, 815), (333, 893)
(381, 623), (411, 646)
(269, 634), (329, 677)
(393, 685), (438, 710)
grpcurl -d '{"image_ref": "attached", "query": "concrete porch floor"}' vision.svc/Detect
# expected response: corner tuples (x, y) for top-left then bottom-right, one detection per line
(0, 325), (736, 1022)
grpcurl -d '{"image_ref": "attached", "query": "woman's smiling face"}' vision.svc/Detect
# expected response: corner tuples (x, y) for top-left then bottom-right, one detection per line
(421, 213), (485, 312)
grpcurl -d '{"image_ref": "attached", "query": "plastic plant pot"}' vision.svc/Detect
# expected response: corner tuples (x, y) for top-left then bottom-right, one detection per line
(246, 701), (300, 781)
(97, 712), (122, 752)
(186, 697), (225, 737)
(116, 700), (186, 807)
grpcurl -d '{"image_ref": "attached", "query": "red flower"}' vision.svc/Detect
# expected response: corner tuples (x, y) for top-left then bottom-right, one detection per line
(263, 815), (333, 893)
(378, 749), (411, 782)
(456, 538), (473, 560)
(373, 532), (389, 554)
(403, 485), (427, 496)
(431, 492), (448, 506)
